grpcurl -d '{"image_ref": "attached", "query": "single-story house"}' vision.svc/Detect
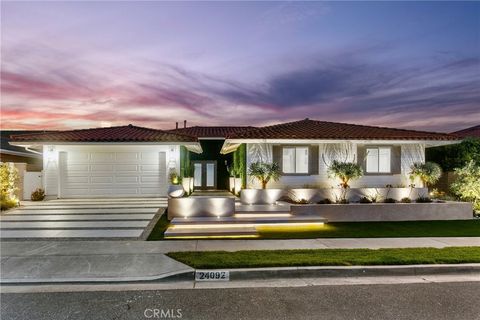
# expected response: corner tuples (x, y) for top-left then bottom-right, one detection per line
(9, 119), (460, 198)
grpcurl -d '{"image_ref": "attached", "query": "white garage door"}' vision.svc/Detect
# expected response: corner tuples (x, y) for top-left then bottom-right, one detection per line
(59, 150), (167, 198)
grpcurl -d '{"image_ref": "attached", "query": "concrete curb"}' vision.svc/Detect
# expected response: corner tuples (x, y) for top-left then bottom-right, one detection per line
(3, 264), (479, 285)
(197, 263), (480, 281)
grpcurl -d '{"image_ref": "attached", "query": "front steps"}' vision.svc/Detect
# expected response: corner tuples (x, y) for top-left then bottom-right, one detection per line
(164, 213), (327, 239)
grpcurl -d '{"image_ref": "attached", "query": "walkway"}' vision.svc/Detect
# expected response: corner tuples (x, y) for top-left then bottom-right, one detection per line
(0, 198), (167, 240)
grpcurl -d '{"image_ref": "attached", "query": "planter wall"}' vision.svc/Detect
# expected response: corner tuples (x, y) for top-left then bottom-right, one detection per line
(240, 189), (284, 204)
(168, 196), (235, 220)
(287, 187), (428, 203)
(290, 201), (473, 222)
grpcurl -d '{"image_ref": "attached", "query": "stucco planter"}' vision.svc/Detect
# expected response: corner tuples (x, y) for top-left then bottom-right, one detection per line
(234, 178), (242, 195)
(290, 201), (473, 222)
(167, 185), (185, 198)
(286, 188), (428, 203)
(168, 196), (235, 219)
(240, 189), (284, 204)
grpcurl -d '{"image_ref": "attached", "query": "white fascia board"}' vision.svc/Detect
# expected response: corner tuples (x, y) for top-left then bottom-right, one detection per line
(198, 137), (226, 140)
(9, 141), (202, 147)
(0, 149), (42, 158)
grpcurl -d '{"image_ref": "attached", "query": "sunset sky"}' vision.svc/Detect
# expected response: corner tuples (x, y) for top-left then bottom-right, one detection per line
(1, 1), (479, 132)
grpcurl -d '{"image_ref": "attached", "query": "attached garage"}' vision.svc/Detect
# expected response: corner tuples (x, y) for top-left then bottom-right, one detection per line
(59, 149), (167, 198)
(8, 125), (202, 199)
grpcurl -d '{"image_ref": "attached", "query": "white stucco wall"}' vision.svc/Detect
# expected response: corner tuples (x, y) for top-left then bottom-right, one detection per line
(42, 144), (180, 198)
(246, 142), (425, 189)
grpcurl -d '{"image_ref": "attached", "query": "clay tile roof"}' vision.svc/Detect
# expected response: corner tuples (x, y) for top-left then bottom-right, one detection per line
(451, 125), (480, 138)
(168, 126), (256, 138)
(10, 124), (198, 143)
(226, 119), (459, 141)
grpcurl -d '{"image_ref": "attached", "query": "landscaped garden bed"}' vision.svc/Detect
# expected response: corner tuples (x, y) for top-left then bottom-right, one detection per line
(167, 246), (480, 269)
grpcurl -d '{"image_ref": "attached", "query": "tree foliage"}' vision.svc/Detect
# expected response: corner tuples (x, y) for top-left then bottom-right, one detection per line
(451, 160), (480, 214)
(0, 163), (19, 210)
(327, 160), (363, 189)
(426, 138), (480, 171)
(248, 162), (281, 189)
(409, 162), (442, 188)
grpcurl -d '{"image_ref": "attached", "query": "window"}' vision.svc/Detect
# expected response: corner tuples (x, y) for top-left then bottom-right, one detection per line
(282, 147), (309, 174)
(366, 147), (391, 173)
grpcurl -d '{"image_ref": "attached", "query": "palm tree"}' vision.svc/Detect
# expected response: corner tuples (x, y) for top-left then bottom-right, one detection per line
(248, 162), (281, 189)
(327, 160), (363, 189)
(410, 162), (442, 188)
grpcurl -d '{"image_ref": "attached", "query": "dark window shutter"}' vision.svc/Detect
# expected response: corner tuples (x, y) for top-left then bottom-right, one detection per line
(272, 145), (282, 172)
(391, 146), (402, 174)
(309, 145), (319, 175)
(357, 145), (366, 172)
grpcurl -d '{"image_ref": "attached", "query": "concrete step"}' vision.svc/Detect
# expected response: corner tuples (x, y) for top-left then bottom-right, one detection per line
(19, 204), (166, 210)
(0, 221), (150, 229)
(170, 216), (327, 225)
(0, 214), (155, 221)
(6, 208), (160, 215)
(0, 229), (144, 239)
(164, 226), (258, 238)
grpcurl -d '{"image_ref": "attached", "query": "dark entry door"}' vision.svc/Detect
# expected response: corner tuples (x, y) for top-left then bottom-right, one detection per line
(193, 161), (217, 190)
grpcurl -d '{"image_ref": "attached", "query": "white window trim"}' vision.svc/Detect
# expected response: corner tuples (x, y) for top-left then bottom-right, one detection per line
(366, 146), (392, 174)
(282, 146), (309, 174)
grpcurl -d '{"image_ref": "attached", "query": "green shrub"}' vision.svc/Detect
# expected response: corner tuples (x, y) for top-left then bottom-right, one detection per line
(336, 199), (350, 204)
(317, 198), (333, 204)
(451, 160), (480, 215)
(359, 197), (372, 204)
(416, 197), (433, 203)
(0, 163), (19, 211)
(384, 198), (397, 203)
(400, 197), (412, 203)
(31, 188), (45, 201)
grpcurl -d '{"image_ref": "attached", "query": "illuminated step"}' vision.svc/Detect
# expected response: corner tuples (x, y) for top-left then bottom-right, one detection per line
(164, 226), (258, 238)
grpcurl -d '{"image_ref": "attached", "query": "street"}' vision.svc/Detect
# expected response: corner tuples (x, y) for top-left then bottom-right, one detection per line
(2, 281), (479, 320)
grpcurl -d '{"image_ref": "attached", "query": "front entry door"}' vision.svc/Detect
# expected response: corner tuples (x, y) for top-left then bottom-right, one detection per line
(193, 161), (217, 190)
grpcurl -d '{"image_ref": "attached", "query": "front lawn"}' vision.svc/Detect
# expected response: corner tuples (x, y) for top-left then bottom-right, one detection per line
(148, 216), (480, 240)
(167, 247), (480, 269)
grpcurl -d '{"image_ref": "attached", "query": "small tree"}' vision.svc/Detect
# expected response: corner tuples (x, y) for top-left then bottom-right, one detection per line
(327, 160), (363, 189)
(451, 160), (480, 215)
(409, 162), (442, 188)
(248, 162), (281, 189)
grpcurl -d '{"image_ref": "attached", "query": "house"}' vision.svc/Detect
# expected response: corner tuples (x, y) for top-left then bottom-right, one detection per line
(9, 125), (202, 199)
(1, 130), (44, 171)
(451, 125), (480, 138)
(9, 119), (460, 199)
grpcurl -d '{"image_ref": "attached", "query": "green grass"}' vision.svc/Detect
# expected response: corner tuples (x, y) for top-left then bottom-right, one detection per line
(147, 218), (480, 240)
(256, 220), (480, 239)
(147, 212), (170, 240)
(167, 247), (480, 269)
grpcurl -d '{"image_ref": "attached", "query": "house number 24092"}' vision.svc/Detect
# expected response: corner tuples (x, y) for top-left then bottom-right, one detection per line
(195, 271), (229, 281)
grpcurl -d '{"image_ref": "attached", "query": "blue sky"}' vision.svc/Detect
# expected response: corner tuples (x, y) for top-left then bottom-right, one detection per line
(1, 1), (479, 131)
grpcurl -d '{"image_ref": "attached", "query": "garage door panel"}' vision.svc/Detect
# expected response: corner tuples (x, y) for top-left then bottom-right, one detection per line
(115, 152), (140, 163)
(90, 176), (114, 184)
(59, 150), (167, 198)
(91, 153), (115, 162)
(114, 164), (138, 172)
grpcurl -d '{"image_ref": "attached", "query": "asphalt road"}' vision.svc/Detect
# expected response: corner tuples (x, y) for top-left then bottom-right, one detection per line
(1, 282), (479, 320)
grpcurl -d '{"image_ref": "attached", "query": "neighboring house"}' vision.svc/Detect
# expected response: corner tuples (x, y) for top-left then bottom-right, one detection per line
(451, 125), (480, 138)
(9, 120), (460, 198)
(1, 130), (44, 171)
(9, 125), (201, 198)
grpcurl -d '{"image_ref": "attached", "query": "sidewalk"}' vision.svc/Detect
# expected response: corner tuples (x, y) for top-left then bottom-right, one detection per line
(1, 238), (479, 284)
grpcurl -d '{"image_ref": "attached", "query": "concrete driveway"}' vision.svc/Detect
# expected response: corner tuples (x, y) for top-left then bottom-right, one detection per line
(0, 198), (167, 240)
